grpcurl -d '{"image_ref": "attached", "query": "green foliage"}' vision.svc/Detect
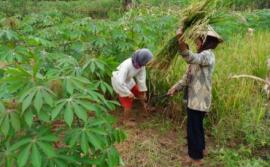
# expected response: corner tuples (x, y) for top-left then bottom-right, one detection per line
(227, 0), (270, 10)
(0, 4), (129, 167)
(208, 32), (270, 147)
(0, 1), (269, 166)
(0, 0), (123, 19)
(137, 0), (270, 9)
(209, 148), (269, 167)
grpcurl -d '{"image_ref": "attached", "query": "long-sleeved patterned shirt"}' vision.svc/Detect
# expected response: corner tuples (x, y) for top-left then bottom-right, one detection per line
(173, 49), (215, 112)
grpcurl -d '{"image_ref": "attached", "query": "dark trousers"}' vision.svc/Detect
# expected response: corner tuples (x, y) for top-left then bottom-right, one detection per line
(187, 108), (205, 160)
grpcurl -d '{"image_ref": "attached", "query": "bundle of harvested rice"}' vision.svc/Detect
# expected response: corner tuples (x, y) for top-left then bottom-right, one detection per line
(151, 0), (225, 70)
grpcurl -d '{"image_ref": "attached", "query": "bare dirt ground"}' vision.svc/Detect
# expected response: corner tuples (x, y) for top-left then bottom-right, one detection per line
(115, 115), (185, 166)
(113, 102), (270, 167)
(114, 103), (212, 167)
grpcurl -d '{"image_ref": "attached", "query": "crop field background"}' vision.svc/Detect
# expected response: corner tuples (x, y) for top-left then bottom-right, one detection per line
(0, 0), (269, 167)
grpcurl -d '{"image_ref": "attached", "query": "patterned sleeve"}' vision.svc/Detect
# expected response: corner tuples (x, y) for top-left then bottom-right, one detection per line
(173, 69), (189, 91)
(180, 50), (214, 66)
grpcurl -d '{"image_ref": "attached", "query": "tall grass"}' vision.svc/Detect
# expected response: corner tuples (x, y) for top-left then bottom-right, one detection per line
(228, 0), (270, 10)
(138, 0), (270, 9)
(210, 31), (270, 146)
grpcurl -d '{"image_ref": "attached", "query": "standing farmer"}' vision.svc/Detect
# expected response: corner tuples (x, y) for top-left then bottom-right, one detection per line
(111, 48), (153, 125)
(167, 26), (223, 166)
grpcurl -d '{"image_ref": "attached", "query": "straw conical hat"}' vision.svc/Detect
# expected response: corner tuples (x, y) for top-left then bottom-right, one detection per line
(203, 25), (223, 43)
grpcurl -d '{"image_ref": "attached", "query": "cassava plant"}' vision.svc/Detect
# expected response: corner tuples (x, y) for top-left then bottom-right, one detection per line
(0, 20), (126, 167)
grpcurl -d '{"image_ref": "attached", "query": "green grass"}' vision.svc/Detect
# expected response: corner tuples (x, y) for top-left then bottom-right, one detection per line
(0, 0), (123, 19)
(139, 0), (270, 9)
(211, 31), (270, 144)
(208, 147), (270, 167)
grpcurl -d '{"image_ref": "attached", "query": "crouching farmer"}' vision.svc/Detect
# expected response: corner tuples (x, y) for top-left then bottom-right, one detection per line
(111, 48), (153, 125)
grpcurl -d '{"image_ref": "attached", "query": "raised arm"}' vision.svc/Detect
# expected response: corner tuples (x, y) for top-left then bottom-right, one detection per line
(180, 50), (214, 66)
(176, 28), (214, 66)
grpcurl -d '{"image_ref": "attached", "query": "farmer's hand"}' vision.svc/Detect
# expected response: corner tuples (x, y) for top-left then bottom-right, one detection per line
(128, 93), (135, 99)
(167, 86), (177, 96)
(176, 26), (184, 37)
(140, 92), (147, 101)
(176, 26), (187, 51)
(178, 41), (189, 52)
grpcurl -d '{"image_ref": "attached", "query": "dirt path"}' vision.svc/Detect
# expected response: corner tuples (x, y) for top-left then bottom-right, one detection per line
(114, 104), (191, 167)
(114, 103), (270, 167)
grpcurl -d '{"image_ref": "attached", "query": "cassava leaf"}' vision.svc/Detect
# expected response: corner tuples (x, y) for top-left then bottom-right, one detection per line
(64, 103), (73, 127)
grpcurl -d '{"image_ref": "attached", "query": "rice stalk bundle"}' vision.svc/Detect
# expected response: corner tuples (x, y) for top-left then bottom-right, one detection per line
(150, 0), (226, 70)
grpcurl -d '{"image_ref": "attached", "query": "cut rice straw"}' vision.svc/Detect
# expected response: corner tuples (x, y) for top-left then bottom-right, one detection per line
(150, 0), (227, 71)
(230, 74), (270, 86)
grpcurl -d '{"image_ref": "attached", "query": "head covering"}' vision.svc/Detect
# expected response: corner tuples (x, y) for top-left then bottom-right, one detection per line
(197, 26), (223, 53)
(132, 48), (153, 69)
(201, 25), (223, 43)
(206, 25), (223, 42)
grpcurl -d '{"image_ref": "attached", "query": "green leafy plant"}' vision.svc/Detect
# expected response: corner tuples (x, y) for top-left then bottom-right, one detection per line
(0, 8), (127, 167)
(0, 1), (269, 166)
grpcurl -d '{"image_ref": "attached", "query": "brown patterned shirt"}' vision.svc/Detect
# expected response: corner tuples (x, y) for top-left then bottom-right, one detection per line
(174, 49), (215, 112)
